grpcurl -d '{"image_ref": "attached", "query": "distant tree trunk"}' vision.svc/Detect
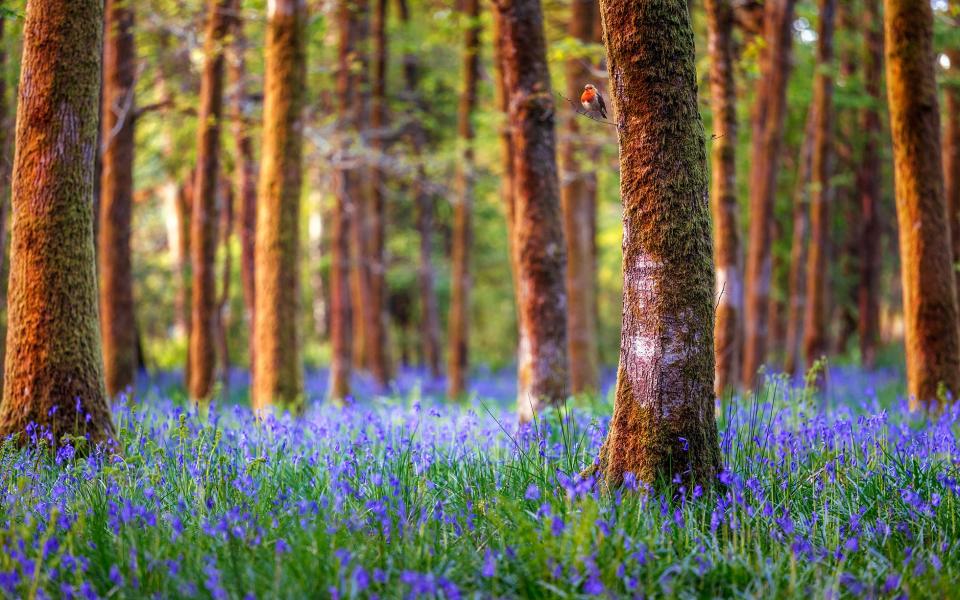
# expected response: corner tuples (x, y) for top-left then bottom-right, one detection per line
(884, 0), (960, 409)
(252, 0), (306, 410)
(447, 0), (481, 398)
(596, 0), (721, 488)
(946, 0), (960, 297)
(330, 0), (362, 403)
(228, 7), (258, 359)
(741, 0), (797, 388)
(801, 0), (836, 374)
(367, 0), (392, 388)
(0, 0), (114, 443)
(858, 0), (884, 369)
(0, 16), (12, 394)
(98, 0), (137, 398)
(175, 177), (193, 341)
(559, 0), (600, 395)
(496, 0), (570, 421)
(398, 0), (443, 379)
(188, 0), (233, 402)
(706, 0), (740, 396)
(215, 177), (233, 392)
(783, 108), (816, 377)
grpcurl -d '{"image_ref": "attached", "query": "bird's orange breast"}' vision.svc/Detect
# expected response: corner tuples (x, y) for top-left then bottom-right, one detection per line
(581, 89), (595, 104)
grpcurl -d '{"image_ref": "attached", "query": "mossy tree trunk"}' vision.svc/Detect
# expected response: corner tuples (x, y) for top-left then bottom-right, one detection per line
(559, 0), (600, 396)
(706, 0), (740, 396)
(447, 0), (480, 399)
(858, 0), (884, 369)
(99, 0), (138, 398)
(884, 0), (960, 409)
(252, 0), (306, 411)
(0, 0), (114, 444)
(741, 0), (796, 388)
(801, 0), (836, 373)
(596, 0), (722, 488)
(188, 0), (234, 402)
(496, 0), (570, 422)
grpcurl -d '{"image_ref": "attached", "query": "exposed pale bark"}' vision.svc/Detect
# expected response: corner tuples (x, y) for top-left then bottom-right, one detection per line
(706, 0), (740, 396)
(398, 0), (442, 379)
(783, 108), (816, 377)
(801, 0), (836, 373)
(741, 0), (797, 388)
(99, 0), (138, 398)
(252, 0), (306, 411)
(329, 0), (363, 403)
(496, 0), (570, 421)
(884, 0), (960, 408)
(447, 0), (481, 398)
(858, 0), (884, 368)
(227, 8), (258, 357)
(559, 0), (600, 395)
(596, 0), (721, 488)
(188, 0), (234, 402)
(946, 0), (960, 297)
(0, 0), (113, 443)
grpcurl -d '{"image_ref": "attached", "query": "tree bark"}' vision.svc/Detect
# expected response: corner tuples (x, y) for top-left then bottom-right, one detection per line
(858, 0), (884, 369)
(0, 0), (114, 444)
(884, 0), (960, 409)
(801, 0), (836, 374)
(0, 16), (12, 395)
(329, 0), (363, 403)
(741, 0), (797, 388)
(559, 0), (600, 396)
(596, 0), (721, 488)
(946, 0), (960, 298)
(99, 0), (138, 398)
(447, 0), (481, 399)
(228, 7), (258, 362)
(252, 0), (306, 411)
(496, 0), (570, 422)
(706, 0), (740, 396)
(215, 176), (232, 392)
(188, 0), (233, 402)
(783, 108), (816, 377)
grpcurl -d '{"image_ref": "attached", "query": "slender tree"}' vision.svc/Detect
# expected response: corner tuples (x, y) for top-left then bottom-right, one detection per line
(215, 177), (233, 390)
(188, 0), (234, 402)
(802, 0), (837, 372)
(496, 0), (570, 421)
(706, 0), (740, 396)
(741, 0), (797, 388)
(0, 0), (113, 443)
(252, 0), (306, 410)
(99, 0), (138, 398)
(559, 0), (600, 395)
(946, 0), (960, 294)
(858, 0), (884, 368)
(447, 0), (481, 398)
(884, 0), (960, 408)
(0, 15), (12, 393)
(594, 0), (721, 487)
(329, 0), (363, 403)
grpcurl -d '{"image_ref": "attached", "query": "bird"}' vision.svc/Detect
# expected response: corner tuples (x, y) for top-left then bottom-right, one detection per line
(580, 84), (607, 119)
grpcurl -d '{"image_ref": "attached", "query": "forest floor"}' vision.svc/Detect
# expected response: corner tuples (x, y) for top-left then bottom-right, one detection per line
(2, 366), (958, 598)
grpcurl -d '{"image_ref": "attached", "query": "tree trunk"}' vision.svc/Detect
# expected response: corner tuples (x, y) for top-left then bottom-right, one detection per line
(215, 176), (232, 392)
(741, 0), (796, 388)
(946, 0), (960, 298)
(706, 0), (740, 396)
(175, 176), (193, 342)
(0, 0), (114, 443)
(884, 0), (960, 409)
(801, 0), (836, 374)
(496, 0), (570, 422)
(783, 108), (816, 377)
(367, 0), (392, 389)
(228, 7), (258, 362)
(329, 0), (362, 403)
(188, 0), (233, 402)
(98, 0), (137, 398)
(0, 16), (12, 395)
(559, 0), (600, 396)
(447, 0), (481, 399)
(252, 0), (306, 411)
(596, 0), (721, 488)
(398, 0), (443, 380)
(858, 0), (884, 369)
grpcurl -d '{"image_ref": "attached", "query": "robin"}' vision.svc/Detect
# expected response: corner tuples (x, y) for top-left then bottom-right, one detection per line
(580, 84), (607, 119)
